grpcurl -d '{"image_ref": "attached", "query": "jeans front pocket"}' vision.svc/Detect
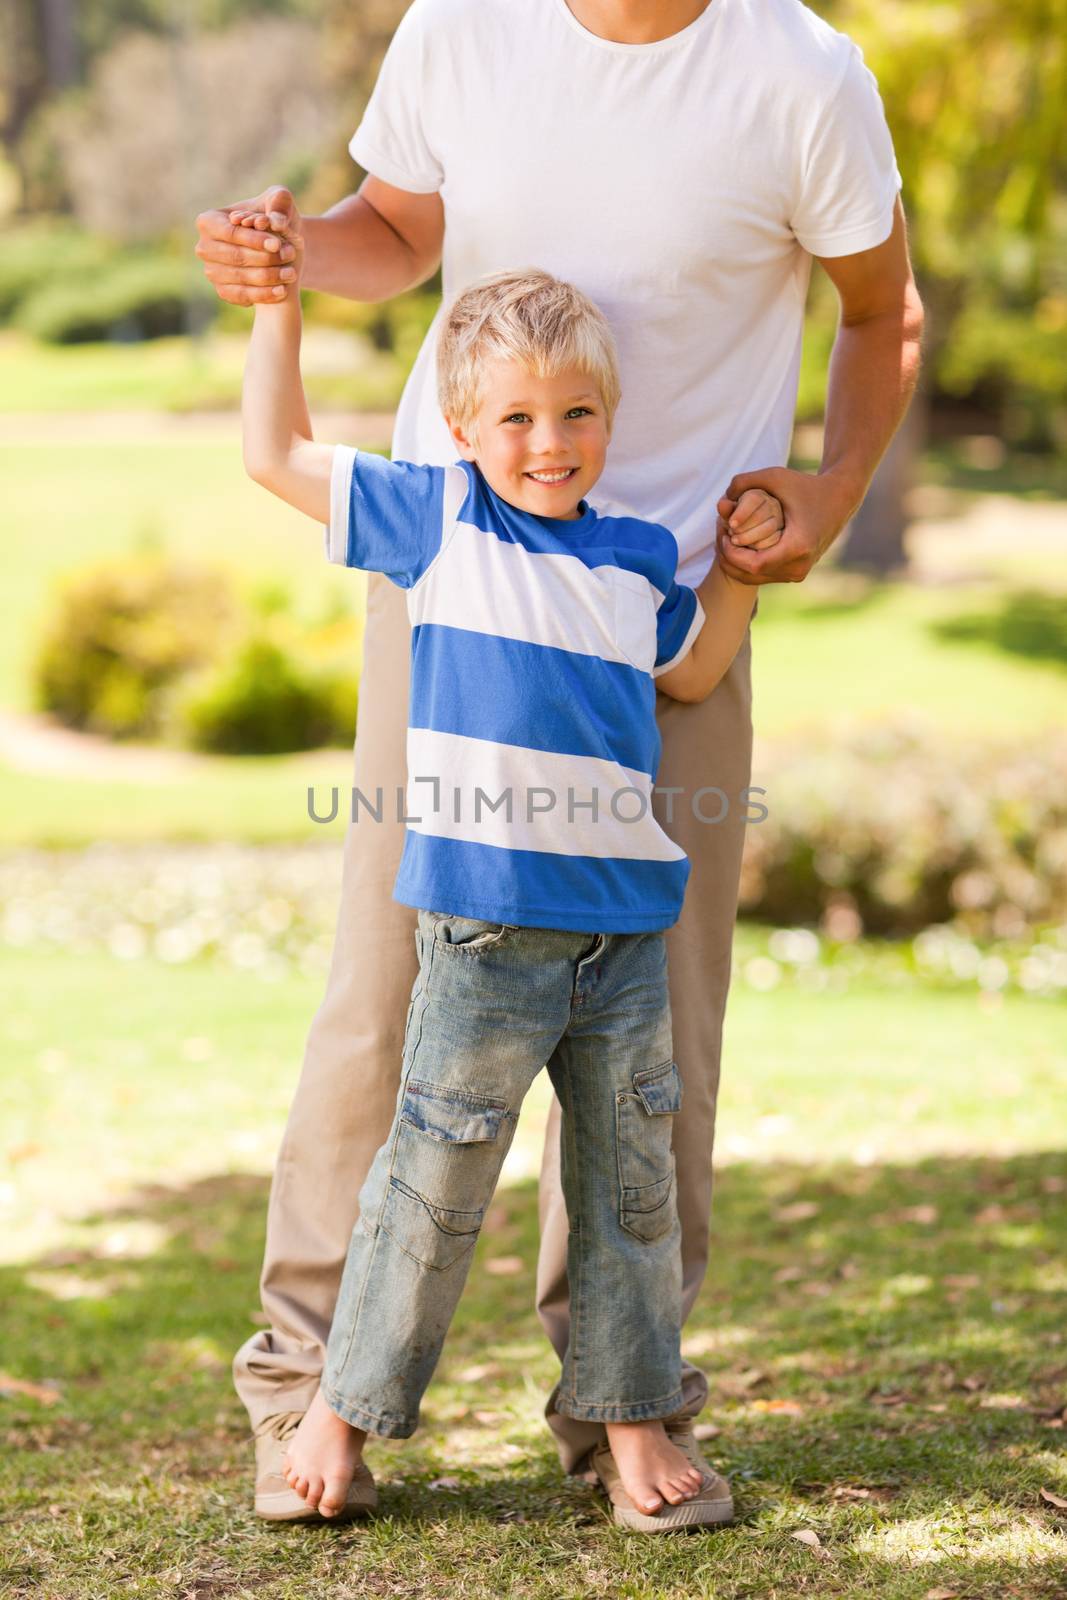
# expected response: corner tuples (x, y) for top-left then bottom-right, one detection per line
(428, 912), (518, 953)
(381, 1079), (510, 1270)
(615, 1058), (683, 1243)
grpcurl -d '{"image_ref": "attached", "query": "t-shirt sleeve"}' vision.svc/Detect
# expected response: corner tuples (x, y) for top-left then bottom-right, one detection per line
(653, 580), (705, 678)
(348, 2), (443, 193)
(324, 446), (446, 588)
(789, 40), (903, 258)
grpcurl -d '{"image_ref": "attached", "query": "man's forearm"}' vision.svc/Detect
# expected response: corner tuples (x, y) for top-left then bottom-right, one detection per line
(302, 193), (433, 302)
(817, 290), (925, 539)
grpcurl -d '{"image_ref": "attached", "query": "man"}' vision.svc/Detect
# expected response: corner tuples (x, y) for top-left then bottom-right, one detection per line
(195, 0), (923, 1523)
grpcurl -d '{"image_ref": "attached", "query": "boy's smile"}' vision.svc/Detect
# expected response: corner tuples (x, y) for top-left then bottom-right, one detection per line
(446, 356), (610, 519)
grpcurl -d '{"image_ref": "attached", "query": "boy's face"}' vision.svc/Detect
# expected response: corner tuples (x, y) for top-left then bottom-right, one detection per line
(446, 357), (610, 519)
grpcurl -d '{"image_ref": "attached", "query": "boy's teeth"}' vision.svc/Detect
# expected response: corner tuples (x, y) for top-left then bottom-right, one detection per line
(528, 469), (573, 482)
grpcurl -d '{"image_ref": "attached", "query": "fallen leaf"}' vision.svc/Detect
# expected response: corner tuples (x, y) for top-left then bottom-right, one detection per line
(960, 1375), (984, 1392)
(0, 1373), (61, 1405)
(868, 1390), (910, 1407)
(693, 1422), (721, 1441)
(457, 1363), (501, 1383)
(924, 1588), (959, 1599)
(1039, 1175), (1065, 1194)
(484, 1255), (523, 1276)
(975, 1203), (1007, 1224)
(775, 1201), (820, 1223)
(774, 1264), (805, 1283)
(900, 1204), (939, 1225)
(733, 1368), (769, 1391)
(789, 1527), (829, 1558)
(1039, 1487), (1067, 1509)
(429, 1476), (461, 1491)
(751, 1398), (804, 1416)
(943, 1274), (980, 1290)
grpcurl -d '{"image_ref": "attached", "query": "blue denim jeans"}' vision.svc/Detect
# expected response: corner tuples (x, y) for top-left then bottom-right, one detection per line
(322, 908), (684, 1437)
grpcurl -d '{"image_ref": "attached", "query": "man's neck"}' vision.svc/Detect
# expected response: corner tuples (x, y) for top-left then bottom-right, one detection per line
(561, 0), (713, 45)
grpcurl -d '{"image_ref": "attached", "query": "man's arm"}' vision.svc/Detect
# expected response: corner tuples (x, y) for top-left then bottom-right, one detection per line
(715, 196), (925, 585)
(196, 175), (444, 307)
(301, 178), (443, 300)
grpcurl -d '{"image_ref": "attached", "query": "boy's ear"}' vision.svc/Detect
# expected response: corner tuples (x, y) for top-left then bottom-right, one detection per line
(445, 414), (478, 461)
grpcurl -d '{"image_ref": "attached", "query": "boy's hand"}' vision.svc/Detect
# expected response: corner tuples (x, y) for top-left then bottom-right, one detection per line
(195, 185), (304, 305)
(229, 206), (305, 294)
(721, 487), (783, 551)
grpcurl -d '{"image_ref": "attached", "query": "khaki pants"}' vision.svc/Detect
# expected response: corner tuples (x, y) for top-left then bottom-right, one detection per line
(234, 569), (754, 1473)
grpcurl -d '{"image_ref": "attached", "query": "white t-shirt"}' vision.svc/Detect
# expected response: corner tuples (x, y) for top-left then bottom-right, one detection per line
(350, 0), (903, 586)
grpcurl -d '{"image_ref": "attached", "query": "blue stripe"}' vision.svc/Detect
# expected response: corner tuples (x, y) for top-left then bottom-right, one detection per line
(409, 624), (661, 777)
(655, 583), (699, 669)
(454, 460), (678, 594)
(394, 833), (690, 934)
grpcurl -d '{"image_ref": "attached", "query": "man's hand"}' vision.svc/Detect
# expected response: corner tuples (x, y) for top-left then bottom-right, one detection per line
(715, 467), (857, 586)
(228, 206), (305, 293)
(195, 185), (304, 306)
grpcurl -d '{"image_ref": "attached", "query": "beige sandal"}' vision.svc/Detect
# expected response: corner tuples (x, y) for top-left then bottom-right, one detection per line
(591, 1418), (733, 1533)
(253, 1411), (378, 1523)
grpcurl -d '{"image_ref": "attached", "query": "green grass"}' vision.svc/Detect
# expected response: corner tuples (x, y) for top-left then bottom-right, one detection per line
(1, 945), (1065, 1597)
(0, 329), (406, 415)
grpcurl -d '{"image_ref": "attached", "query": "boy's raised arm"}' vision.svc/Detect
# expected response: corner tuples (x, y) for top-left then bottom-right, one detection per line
(241, 221), (334, 523)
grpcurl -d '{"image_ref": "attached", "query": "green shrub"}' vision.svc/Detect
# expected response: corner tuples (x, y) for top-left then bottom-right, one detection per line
(0, 220), (116, 322)
(15, 251), (217, 344)
(171, 629), (358, 755)
(33, 554), (242, 738)
(741, 724), (1067, 938)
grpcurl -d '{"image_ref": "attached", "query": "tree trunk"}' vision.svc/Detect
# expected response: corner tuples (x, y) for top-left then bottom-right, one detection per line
(39, 0), (79, 88)
(838, 383), (927, 576)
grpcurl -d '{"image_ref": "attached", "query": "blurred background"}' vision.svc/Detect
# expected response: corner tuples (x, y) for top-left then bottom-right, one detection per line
(2, 4), (1065, 1597)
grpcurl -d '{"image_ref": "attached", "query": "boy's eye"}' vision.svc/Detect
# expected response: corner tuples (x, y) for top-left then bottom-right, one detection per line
(565, 407), (593, 419)
(503, 412), (531, 424)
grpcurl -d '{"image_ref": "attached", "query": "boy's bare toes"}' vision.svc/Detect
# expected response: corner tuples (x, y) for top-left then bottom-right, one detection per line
(303, 1474), (324, 1509)
(320, 1475), (350, 1518)
(633, 1480), (664, 1514)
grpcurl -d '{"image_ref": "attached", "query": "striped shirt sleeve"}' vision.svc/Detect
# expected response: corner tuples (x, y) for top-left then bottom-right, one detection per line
(652, 581), (705, 678)
(324, 446), (446, 588)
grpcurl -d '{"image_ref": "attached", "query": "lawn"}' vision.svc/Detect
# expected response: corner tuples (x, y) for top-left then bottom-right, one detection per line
(1, 942), (1065, 1599)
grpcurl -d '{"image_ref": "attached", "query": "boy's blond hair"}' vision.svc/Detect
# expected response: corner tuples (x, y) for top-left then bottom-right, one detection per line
(436, 268), (621, 441)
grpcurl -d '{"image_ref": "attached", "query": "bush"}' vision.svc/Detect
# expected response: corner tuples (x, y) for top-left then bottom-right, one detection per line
(171, 629), (359, 755)
(741, 723), (1067, 939)
(0, 220), (115, 322)
(15, 252), (216, 344)
(33, 554), (242, 739)
(32, 552), (361, 753)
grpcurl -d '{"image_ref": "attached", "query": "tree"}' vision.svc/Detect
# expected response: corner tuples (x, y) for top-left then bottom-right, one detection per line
(822, 0), (1067, 572)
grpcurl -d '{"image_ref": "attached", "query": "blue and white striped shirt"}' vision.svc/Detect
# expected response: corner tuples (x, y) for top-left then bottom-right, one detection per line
(326, 448), (705, 932)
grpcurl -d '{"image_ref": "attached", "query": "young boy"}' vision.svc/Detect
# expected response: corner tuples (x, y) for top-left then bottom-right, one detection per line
(241, 249), (782, 1531)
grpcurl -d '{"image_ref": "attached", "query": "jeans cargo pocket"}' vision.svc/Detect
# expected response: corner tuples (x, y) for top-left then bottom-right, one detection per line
(429, 912), (518, 953)
(615, 1059), (683, 1243)
(382, 1080), (510, 1269)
